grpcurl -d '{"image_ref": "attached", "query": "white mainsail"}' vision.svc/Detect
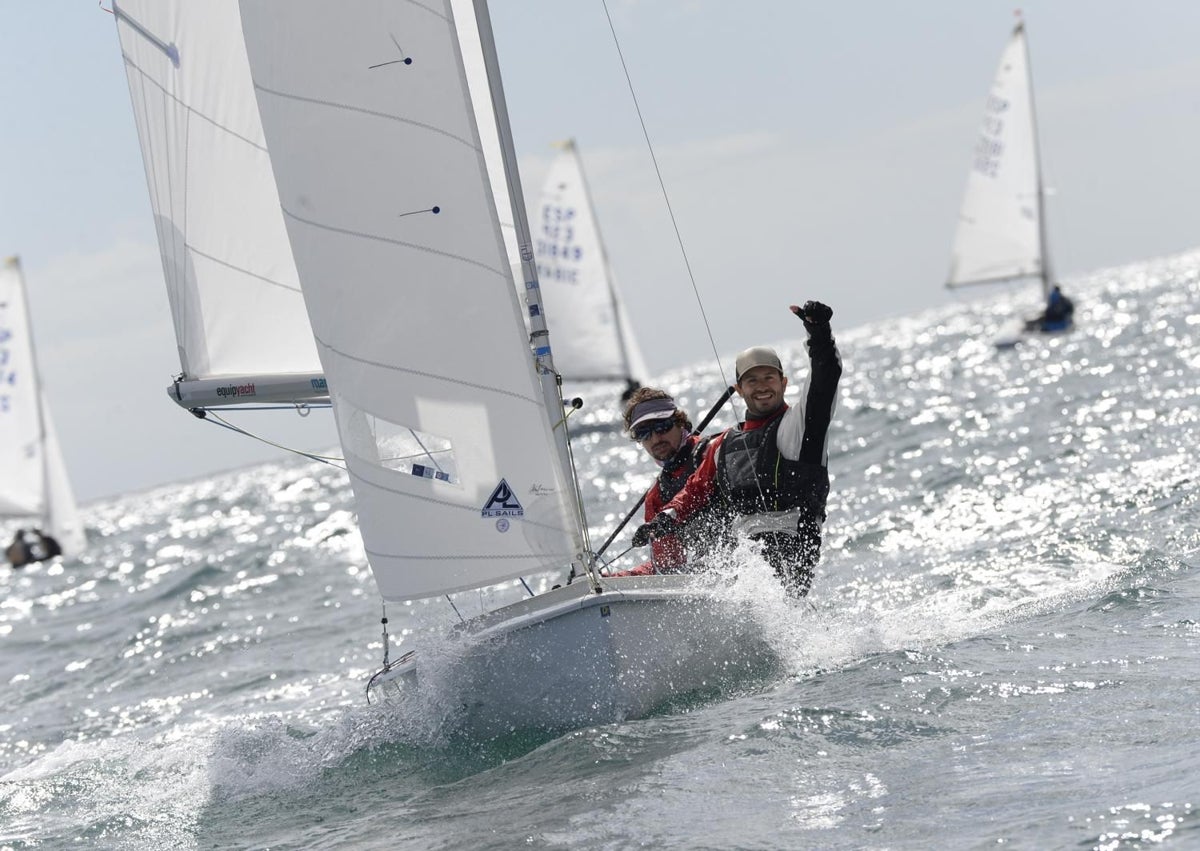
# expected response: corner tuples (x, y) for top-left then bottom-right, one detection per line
(0, 257), (86, 556)
(113, 1), (326, 408)
(534, 140), (648, 386)
(946, 20), (1052, 296)
(238, 0), (587, 601)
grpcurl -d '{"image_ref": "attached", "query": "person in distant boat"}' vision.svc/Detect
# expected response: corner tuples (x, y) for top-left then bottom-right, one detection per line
(5, 528), (62, 568)
(6, 531), (33, 569)
(632, 301), (842, 597)
(1033, 285), (1074, 332)
(609, 389), (711, 577)
(620, 378), (642, 404)
(32, 528), (62, 560)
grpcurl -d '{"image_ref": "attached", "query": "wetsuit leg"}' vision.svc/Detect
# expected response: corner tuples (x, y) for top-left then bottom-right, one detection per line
(757, 521), (821, 598)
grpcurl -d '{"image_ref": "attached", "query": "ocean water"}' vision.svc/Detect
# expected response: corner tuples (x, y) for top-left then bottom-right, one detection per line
(3, 252), (1200, 850)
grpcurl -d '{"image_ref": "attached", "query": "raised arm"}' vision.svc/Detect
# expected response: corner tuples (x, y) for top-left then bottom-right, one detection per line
(788, 301), (842, 466)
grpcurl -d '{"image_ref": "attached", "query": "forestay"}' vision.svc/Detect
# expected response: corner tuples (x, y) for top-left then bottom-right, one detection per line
(946, 21), (1050, 294)
(113, 1), (326, 408)
(534, 140), (648, 386)
(238, 0), (587, 601)
(0, 257), (86, 555)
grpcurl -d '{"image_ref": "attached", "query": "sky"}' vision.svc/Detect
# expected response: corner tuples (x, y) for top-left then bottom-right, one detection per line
(2, 1), (1199, 503)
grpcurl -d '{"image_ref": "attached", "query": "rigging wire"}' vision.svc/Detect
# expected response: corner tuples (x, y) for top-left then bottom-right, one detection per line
(600, 0), (732, 391)
(192, 408), (347, 469)
(596, 544), (634, 575)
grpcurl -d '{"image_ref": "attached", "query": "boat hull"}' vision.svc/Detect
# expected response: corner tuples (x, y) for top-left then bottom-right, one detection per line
(367, 574), (780, 737)
(994, 315), (1075, 348)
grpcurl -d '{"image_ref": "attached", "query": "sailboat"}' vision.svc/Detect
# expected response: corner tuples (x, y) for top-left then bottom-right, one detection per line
(945, 18), (1070, 347)
(112, 0), (775, 736)
(227, 0), (776, 736)
(533, 139), (648, 398)
(0, 256), (86, 566)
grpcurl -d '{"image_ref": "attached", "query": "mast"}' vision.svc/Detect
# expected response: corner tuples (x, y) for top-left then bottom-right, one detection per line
(470, 0), (597, 580)
(1018, 18), (1054, 299)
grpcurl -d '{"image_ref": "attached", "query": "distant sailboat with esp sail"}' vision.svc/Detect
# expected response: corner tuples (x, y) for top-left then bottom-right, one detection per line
(0, 256), (86, 567)
(533, 139), (648, 401)
(945, 18), (1071, 348)
(114, 0), (776, 737)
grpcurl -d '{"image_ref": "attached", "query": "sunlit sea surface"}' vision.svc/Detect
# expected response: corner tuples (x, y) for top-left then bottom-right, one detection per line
(4, 253), (1200, 850)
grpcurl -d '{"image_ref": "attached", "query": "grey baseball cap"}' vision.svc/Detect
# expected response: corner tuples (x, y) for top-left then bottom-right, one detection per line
(734, 346), (783, 382)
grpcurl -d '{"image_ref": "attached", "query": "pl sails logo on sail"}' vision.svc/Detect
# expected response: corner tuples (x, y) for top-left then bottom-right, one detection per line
(481, 479), (524, 518)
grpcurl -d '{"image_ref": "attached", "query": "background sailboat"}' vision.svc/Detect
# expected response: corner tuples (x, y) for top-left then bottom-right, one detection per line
(533, 139), (648, 396)
(945, 19), (1064, 347)
(0, 256), (86, 564)
(235, 0), (774, 735)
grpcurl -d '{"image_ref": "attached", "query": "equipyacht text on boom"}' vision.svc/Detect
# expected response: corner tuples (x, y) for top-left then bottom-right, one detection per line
(215, 382), (257, 399)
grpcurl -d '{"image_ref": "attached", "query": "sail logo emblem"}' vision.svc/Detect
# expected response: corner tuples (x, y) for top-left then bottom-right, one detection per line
(481, 479), (524, 518)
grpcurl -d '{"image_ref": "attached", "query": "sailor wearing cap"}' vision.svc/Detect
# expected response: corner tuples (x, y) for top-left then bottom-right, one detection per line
(632, 300), (841, 596)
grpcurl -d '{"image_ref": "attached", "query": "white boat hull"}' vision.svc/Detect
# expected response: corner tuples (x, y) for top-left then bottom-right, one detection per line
(992, 316), (1028, 348)
(368, 574), (780, 738)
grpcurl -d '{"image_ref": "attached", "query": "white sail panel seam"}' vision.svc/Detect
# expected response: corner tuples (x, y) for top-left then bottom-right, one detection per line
(316, 335), (542, 406)
(120, 55), (271, 155)
(254, 83), (478, 152)
(283, 207), (509, 281)
(188, 245), (302, 295)
(396, 0), (449, 24)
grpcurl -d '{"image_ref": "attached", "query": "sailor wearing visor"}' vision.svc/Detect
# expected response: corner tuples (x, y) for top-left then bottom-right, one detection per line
(610, 389), (712, 576)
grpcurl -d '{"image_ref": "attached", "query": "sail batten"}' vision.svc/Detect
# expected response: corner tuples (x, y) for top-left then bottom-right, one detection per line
(279, 207), (510, 279)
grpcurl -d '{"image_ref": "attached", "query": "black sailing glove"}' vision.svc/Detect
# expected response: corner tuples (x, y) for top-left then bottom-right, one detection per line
(792, 300), (833, 342)
(798, 300), (832, 324)
(632, 513), (679, 547)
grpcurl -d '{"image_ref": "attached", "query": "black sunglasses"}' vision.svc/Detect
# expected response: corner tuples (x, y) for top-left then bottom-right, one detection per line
(631, 419), (675, 442)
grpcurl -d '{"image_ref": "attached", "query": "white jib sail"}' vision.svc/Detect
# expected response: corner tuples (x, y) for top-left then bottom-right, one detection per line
(534, 140), (649, 385)
(946, 22), (1043, 289)
(239, 0), (585, 601)
(40, 405), (87, 556)
(0, 257), (86, 556)
(113, 1), (325, 407)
